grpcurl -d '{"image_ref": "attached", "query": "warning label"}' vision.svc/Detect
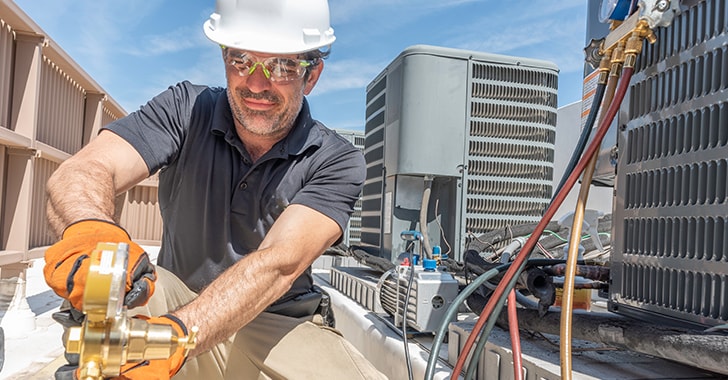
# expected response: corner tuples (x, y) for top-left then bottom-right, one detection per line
(580, 69), (601, 131)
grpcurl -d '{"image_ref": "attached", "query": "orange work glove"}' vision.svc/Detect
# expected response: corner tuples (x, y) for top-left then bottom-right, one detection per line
(113, 314), (190, 380)
(44, 219), (156, 310)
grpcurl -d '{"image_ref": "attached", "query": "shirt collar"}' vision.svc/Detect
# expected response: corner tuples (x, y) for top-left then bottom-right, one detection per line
(283, 99), (324, 156)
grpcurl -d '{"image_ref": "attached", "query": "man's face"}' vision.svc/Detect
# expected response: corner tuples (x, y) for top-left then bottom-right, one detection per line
(223, 49), (323, 139)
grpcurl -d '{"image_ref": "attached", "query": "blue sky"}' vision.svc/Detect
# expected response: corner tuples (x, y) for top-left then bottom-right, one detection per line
(14, 0), (589, 132)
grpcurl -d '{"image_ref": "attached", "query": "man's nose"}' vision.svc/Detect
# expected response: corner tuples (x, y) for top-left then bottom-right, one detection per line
(245, 63), (273, 91)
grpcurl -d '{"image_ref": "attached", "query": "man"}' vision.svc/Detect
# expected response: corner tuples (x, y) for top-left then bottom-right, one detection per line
(43, 1), (386, 379)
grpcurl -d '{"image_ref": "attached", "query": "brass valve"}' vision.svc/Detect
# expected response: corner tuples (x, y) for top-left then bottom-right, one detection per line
(65, 243), (198, 380)
(601, 11), (658, 71)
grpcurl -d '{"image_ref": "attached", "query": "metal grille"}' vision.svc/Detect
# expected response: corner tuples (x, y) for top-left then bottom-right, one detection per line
(360, 75), (386, 249)
(610, 0), (728, 327)
(334, 130), (365, 246)
(463, 61), (557, 236)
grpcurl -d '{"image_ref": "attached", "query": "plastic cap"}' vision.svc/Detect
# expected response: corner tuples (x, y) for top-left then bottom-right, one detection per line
(422, 259), (437, 271)
(432, 246), (441, 256)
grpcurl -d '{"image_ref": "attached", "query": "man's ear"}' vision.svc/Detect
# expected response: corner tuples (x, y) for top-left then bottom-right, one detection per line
(303, 61), (324, 95)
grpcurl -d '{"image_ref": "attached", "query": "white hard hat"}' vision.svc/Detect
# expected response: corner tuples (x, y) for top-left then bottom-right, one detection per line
(203, 0), (336, 54)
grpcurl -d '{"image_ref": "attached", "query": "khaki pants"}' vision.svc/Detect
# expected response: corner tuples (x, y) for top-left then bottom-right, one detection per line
(131, 266), (387, 380)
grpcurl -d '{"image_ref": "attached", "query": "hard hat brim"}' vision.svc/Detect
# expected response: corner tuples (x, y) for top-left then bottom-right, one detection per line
(203, 20), (335, 55)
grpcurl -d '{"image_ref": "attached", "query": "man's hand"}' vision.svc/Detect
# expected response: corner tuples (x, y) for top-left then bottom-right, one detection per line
(114, 315), (189, 380)
(58, 315), (189, 380)
(44, 219), (156, 310)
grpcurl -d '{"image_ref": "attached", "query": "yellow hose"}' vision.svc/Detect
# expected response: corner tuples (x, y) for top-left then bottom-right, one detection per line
(558, 149), (598, 379)
(559, 48), (622, 379)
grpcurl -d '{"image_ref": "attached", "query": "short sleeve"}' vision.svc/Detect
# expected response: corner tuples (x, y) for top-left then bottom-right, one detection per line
(291, 134), (366, 233)
(102, 81), (210, 174)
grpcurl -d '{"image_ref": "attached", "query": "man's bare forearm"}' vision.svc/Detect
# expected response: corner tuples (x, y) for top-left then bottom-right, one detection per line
(46, 158), (118, 237)
(173, 205), (341, 356)
(46, 131), (151, 237)
(173, 247), (296, 356)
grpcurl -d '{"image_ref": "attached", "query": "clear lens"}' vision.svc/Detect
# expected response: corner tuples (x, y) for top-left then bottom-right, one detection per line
(227, 51), (311, 82)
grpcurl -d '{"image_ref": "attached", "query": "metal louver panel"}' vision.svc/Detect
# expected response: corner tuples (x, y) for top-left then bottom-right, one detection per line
(610, 0), (728, 327)
(463, 61), (557, 237)
(360, 75), (387, 249)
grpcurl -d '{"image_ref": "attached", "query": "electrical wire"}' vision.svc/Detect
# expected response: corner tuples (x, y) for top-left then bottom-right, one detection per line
(535, 241), (555, 259)
(434, 198), (453, 256)
(402, 246), (416, 380)
(419, 176), (434, 259)
(468, 221), (562, 253)
(541, 229), (569, 242)
(449, 66), (636, 378)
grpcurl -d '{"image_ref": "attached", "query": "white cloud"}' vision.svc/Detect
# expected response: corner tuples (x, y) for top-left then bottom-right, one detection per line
(444, 3), (587, 74)
(123, 26), (206, 56)
(330, 0), (480, 34)
(115, 45), (226, 112)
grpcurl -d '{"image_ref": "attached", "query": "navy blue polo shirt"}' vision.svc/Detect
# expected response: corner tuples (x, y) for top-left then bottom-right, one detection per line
(103, 81), (365, 301)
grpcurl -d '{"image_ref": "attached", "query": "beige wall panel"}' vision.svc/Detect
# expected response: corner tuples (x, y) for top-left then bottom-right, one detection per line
(29, 157), (57, 248)
(102, 107), (116, 129)
(0, 4), (164, 262)
(0, 20), (13, 129)
(0, 145), (5, 248)
(38, 58), (84, 154)
(119, 185), (163, 244)
(2, 148), (32, 252)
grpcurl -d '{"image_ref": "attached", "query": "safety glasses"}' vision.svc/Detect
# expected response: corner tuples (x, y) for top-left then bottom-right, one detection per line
(224, 49), (314, 82)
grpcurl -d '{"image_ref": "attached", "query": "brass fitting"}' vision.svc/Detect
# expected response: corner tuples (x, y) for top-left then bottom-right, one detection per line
(597, 54), (611, 84)
(68, 316), (198, 379)
(65, 243), (198, 379)
(623, 19), (656, 68)
(78, 360), (102, 380)
(601, 12), (659, 70)
(609, 41), (626, 76)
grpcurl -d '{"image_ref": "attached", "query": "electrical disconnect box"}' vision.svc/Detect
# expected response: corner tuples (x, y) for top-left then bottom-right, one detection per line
(359, 45), (559, 262)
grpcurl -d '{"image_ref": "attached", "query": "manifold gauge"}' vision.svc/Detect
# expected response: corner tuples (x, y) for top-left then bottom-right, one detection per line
(599, 0), (634, 22)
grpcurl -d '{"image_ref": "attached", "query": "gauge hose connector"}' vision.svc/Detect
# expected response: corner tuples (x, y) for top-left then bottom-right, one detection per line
(66, 243), (198, 380)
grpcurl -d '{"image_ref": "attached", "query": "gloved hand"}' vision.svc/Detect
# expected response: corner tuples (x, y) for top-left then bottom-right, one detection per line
(113, 314), (189, 380)
(57, 315), (190, 380)
(44, 219), (156, 310)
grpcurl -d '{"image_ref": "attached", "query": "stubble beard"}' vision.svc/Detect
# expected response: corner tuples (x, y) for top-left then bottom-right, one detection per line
(227, 87), (304, 139)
